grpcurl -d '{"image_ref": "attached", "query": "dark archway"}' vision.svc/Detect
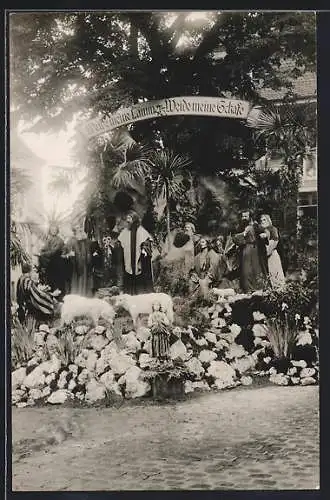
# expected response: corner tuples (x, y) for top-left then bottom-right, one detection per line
(113, 191), (135, 213)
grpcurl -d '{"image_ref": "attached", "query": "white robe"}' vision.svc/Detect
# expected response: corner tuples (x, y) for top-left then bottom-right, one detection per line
(266, 239), (285, 288)
(118, 226), (153, 275)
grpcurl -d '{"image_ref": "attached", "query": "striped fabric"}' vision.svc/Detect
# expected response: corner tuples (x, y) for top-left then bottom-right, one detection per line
(16, 275), (55, 317)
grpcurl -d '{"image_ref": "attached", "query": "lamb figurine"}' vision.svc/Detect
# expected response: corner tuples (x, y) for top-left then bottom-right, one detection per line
(60, 294), (115, 327)
(114, 292), (174, 328)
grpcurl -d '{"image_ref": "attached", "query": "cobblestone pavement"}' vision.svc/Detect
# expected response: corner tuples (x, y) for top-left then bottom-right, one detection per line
(12, 385), (319, 491)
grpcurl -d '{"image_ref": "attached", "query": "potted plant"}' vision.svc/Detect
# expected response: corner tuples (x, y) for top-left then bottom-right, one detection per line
(143, 359), (192, 401)
(262, 281), (317, 373)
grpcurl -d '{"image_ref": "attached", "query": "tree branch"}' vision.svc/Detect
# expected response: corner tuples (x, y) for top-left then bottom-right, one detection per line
(127, 13), (166, 61)
(193, 12), (232, 63)
(168, 13), (189, 50)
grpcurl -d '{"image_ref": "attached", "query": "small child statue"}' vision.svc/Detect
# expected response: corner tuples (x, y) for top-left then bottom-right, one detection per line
(148, 301), (171, 362)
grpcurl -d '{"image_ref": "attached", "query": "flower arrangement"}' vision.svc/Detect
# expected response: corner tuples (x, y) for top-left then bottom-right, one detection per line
(143, 359), (193, 383)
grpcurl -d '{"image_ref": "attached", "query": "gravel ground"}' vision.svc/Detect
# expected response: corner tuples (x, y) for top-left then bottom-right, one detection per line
(11, 384), (319, 491)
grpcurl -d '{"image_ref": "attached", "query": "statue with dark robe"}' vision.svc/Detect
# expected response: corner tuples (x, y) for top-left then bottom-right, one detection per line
(91, 239), (104, 295)
(102, 233), (124, 289)
(70, 228), (94, 297)
(39, 223), (65, 295)
(117, 211), (154, 295)
(232, 210), (268, 293)
(62, 226), (78, 295)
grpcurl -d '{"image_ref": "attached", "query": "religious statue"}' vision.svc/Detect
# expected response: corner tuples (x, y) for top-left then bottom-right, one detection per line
(117, 211), (154, 295)
(148, 301), (171, 362)
(39, 223), (65, 295)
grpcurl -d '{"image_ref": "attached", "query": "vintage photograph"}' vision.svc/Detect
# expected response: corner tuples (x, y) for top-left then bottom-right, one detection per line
(9, 10), (318, 491)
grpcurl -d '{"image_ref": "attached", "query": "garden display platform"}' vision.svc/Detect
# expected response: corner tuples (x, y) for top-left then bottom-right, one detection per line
(11, 286), (319, 408)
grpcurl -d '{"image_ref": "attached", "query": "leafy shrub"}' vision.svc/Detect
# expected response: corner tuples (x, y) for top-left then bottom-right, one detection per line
(10, 222), (31, 268)
(296, 254), (318, 291)
(172, 294), (213, 330)
(297, 215), (318, 251)
(11, 317), (36, 367)
(266, 314), (299, 360)
(263, 281), (316, 323)
(187, 310), (211, 332)
(262, 280), (317, 360)
(155, 259), (190, 297)
(55, 324), (90, 366)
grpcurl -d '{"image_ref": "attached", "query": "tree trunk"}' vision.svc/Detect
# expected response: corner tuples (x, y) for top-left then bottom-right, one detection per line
(129, 21), (138, 60)
(165, 182), (171, 252)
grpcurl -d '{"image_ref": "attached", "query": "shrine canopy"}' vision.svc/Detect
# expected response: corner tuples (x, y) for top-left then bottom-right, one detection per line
(79, 96), (253, 140)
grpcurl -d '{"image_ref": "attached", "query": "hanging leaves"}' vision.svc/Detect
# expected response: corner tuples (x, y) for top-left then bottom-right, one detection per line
(111, 143), (152, 189)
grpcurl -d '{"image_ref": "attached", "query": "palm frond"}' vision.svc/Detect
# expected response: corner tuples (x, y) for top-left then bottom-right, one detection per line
(150, 149), (192, 202)
(111, 143), (152, 189)
(223, 234), (236, 256)
(10, 219), (46, 267)
(247, 107), (287, 136)
(112, 160), (147, 189)
(150, 149), (192, 177)
(247, 104), (316, 148)
(10, 167), (33, 196)
(14, 220), (45, 239)
(168, 176), (186, 199)
(48, 172), (72, 196)
(109, 127), (136, 151)
(10, 232), (31, 268)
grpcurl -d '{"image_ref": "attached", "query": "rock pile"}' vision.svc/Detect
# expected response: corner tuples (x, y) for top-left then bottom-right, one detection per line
(11, 291), (319, 406)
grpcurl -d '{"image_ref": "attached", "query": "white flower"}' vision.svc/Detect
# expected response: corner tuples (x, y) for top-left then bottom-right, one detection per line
(281, 302), (289, 311)
(264, 357), (271, 364)
(296, 331), (313, 346)
(295, 313), (301, 322)
(303, 316), (311, 325)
